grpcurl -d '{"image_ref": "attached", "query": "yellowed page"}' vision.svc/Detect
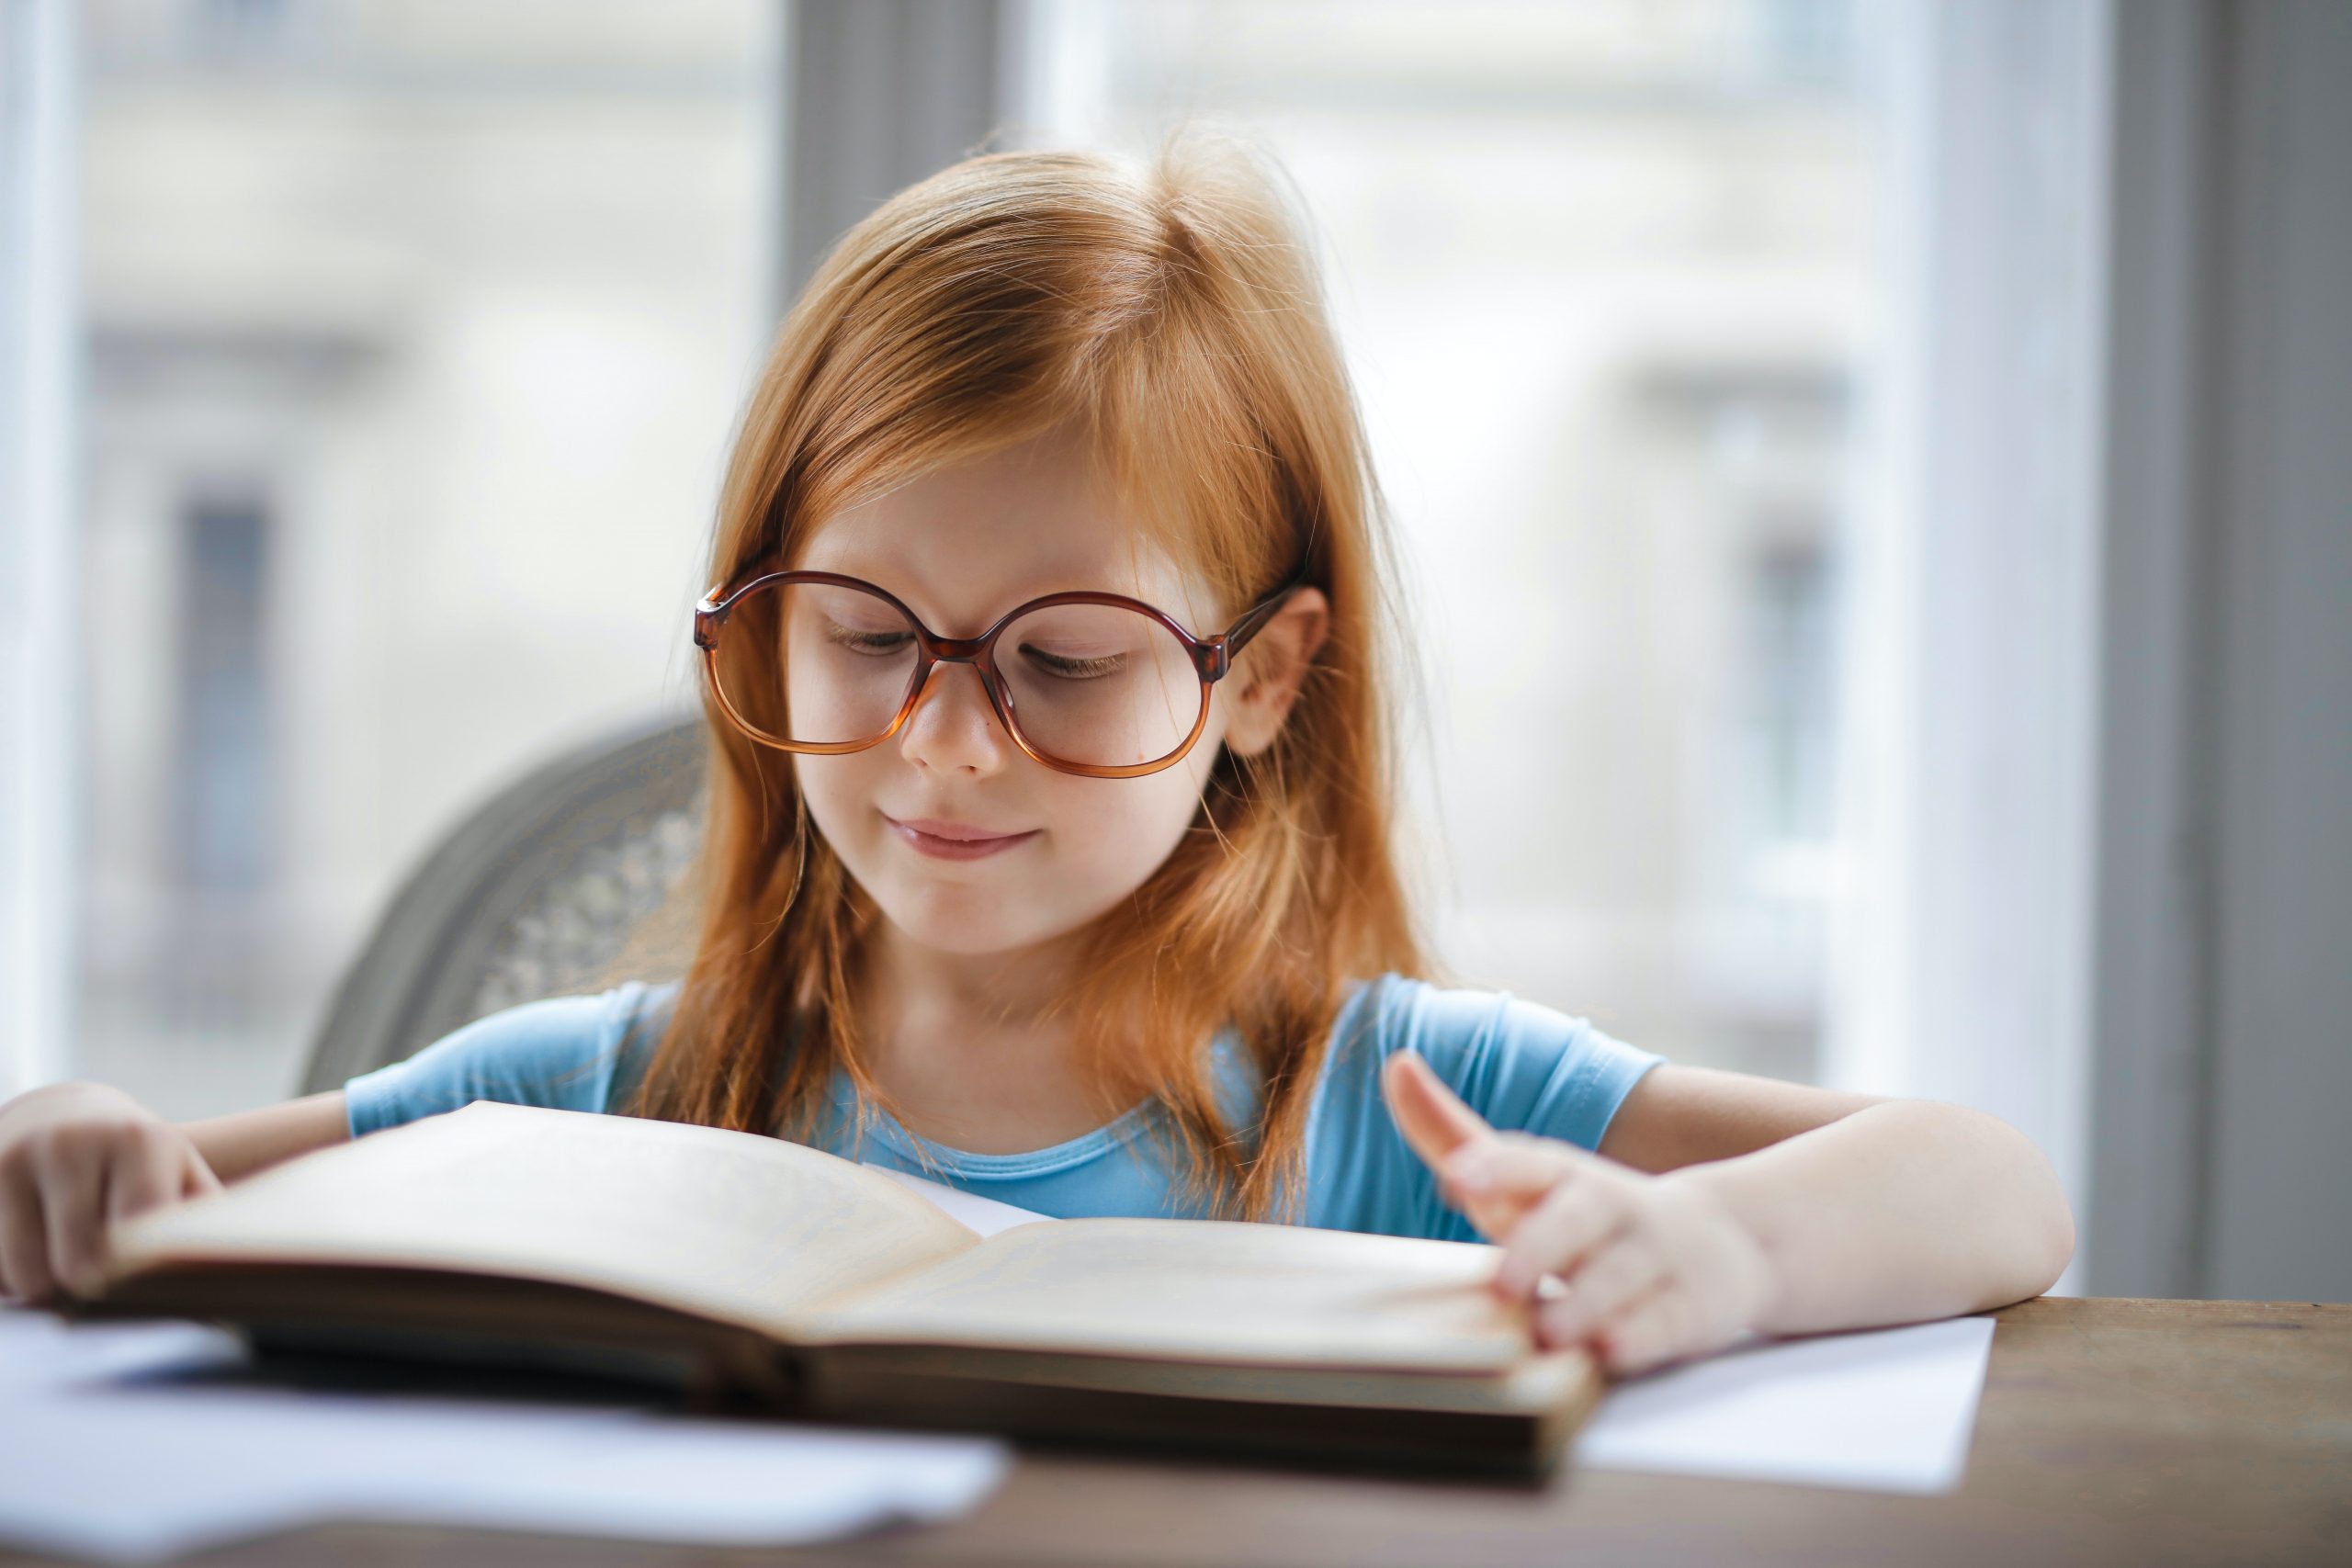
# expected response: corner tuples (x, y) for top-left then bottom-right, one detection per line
(802, 1217), (1533, 1372)
(105, 1101), (979, 1340)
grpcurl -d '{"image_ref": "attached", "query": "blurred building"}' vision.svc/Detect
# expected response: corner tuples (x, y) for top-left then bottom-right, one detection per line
(76, 0), (779, 1115)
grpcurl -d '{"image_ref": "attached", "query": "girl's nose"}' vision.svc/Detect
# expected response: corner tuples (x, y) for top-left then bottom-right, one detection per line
(896, 660), (1011, 776)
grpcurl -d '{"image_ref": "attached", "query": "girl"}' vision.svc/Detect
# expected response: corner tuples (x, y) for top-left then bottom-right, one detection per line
(0, 130), (2074, 1379)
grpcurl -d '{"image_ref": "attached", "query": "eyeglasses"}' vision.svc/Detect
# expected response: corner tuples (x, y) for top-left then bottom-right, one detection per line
(693, 562), (1309, 779)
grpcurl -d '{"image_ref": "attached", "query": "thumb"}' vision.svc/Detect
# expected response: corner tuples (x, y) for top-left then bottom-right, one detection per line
(1383, 1052), (1555, 1240)
(1382, 1049), (1495, 1171)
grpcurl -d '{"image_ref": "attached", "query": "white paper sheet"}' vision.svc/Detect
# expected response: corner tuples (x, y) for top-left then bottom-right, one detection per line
(0, 1309), (1010, 1566)
(1574, 1315), (1996, 1494)
(866, 1164), (1057, 1237)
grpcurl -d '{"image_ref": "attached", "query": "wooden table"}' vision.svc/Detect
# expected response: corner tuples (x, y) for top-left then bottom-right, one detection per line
(8, 1297), (2346, 1567)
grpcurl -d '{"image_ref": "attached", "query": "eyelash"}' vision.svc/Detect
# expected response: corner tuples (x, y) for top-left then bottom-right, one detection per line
(1023, 647), (1123, 680)
(824, 624), (910, 656)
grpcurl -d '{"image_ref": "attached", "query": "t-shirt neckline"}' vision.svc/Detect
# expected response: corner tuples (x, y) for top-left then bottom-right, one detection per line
(820, 1021), (1260, 1180)
(825, 1067), (1169, 1179)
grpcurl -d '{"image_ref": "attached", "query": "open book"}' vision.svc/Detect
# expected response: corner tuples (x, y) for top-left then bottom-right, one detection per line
(77, 1101), (1602, 1474)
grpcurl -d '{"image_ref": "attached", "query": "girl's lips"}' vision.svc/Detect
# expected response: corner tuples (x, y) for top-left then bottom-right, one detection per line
(885, 815), (1039, 861)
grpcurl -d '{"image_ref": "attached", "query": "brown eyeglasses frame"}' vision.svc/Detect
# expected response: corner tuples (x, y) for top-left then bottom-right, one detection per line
(693, 562), (1311, 780)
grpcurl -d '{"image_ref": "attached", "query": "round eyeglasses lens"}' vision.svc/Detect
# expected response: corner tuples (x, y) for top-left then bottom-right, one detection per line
(994, 601), (1204, 769)
(711, 581), (919, 747)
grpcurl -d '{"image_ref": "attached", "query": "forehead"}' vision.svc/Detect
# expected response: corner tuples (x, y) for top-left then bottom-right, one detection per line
(793, 428), (1208, 628)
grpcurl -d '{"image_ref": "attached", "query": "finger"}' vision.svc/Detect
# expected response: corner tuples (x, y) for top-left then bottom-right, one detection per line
(1535, 1234), (1669, 1349)
(1438, 1137), (1588, 1247)
(1493, 1177), (1628, 1299)
(1442, 1136), (1587, 1203)
(0, 1173), (53, 1303)
(179, 1144), (222, 1199)
(1590, 1280), (1695, 1377)
(41, 1151), (108, 1300)
(1381, 1049), (1495, 1172)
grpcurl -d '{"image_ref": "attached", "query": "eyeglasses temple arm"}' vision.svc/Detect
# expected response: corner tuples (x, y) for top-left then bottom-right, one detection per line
(1220, 577), (1307, 656)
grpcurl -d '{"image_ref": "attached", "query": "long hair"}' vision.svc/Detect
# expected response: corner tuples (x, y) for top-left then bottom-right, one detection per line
(624, 125), (1449, 1221)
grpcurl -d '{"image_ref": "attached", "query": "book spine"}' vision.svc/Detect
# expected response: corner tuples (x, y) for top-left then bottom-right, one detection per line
(689, 1333), (812, 1418)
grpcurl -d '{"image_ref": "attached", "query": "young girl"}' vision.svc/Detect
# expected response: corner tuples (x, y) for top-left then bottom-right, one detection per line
(0, 130), (2073, 1380)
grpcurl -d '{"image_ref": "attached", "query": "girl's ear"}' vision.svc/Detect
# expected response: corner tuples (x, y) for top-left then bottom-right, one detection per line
(1223, 587), (1330, 758)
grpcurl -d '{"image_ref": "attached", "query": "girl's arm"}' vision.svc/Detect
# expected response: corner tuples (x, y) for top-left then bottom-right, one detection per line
(183, 1091), (351, 1183)
(1639, 1082), (2074, 1335)
(1384, 1053), (2075, 1375)
(0, 1083), (349, 1303)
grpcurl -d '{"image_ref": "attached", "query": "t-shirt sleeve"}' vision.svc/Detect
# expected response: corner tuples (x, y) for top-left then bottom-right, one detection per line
(1306, 973), (1667, 1242)
(342, 979), (671, 1138)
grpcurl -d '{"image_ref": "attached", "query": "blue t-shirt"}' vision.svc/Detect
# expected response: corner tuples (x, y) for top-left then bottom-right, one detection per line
(345, 973), (1664, 1243)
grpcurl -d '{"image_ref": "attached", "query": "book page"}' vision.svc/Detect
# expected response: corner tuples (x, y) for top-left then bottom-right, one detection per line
(105, 1102), (980, 1341)
(802, 1217), (1534, 1372)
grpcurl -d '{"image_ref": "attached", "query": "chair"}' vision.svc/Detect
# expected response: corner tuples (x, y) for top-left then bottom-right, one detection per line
(301, 706), (708, 1095)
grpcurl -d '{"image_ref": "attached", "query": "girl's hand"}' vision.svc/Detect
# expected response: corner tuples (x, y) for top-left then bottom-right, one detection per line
(0, 1082), (220, 1303)
(1382, 1049), (1778, 1378)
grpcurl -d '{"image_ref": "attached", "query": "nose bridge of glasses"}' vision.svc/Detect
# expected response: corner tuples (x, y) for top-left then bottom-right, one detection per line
(927, 633), (989, 660)
(907, 643), (1005, 727)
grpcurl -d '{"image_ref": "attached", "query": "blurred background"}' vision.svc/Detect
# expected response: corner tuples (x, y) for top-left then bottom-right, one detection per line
(3, 0), (2346, 1303)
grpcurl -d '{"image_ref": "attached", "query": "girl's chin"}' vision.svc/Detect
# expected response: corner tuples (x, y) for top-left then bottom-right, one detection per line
(875, 895), (1035, 954)
(870, 883), (1105, 957)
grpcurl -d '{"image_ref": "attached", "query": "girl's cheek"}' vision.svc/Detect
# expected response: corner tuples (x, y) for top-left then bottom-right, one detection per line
(1045, 797), (1183, 900)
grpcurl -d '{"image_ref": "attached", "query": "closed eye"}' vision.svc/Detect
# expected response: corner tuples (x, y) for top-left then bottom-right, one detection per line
(824, 621), (912, 655)
(1021, 644), (1125, 680)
